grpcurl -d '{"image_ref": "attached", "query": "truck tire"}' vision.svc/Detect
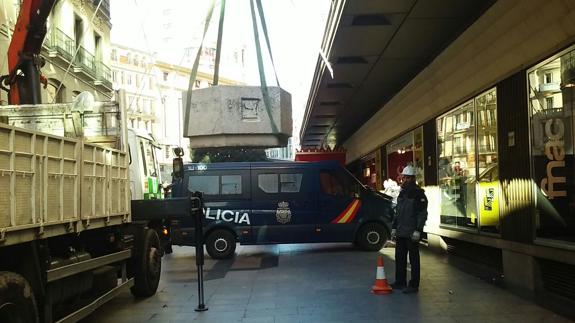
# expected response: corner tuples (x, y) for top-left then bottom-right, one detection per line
(131, 229), (162, 297)
(0, 271), (38, 323)
(206, 229), (236, 259)
(356, 223), (387, 251)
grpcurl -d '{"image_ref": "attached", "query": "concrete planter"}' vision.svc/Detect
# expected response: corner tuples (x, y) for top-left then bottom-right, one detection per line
(183, 85), (292, 148)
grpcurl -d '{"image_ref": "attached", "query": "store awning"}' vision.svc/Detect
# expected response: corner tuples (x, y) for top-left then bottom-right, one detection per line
(300, 0), (495, 148)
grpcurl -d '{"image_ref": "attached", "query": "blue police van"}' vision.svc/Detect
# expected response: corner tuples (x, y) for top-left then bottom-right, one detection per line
(169, 160), (394, 259)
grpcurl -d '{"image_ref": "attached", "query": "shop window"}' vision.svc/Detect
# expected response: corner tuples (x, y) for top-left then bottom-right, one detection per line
(385, 127), (424, 189)
(437, 88), (498, 232)
(528, 48), (575, 244)
(360, 154), (377, 189)
(475, 90), (499, 233)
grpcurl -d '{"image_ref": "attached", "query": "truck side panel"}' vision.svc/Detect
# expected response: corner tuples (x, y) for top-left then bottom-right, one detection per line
(0, 123), (80, 245)
(0, 123), (130, 247)
(81, 144), (130, 224)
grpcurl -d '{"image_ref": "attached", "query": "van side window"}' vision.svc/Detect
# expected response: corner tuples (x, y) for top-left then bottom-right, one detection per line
(258, 174), (278, 193)
(221, 175), (242, 195)
(280, 173), (303, 193)
(189, 175), (219, 195)
(320, 171), (344, 196)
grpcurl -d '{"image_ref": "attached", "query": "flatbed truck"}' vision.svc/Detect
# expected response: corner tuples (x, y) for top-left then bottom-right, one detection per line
(0, 94), (171, 323)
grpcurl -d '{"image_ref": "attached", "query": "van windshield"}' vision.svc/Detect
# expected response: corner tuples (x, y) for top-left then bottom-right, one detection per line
(320, 168), (360, 197)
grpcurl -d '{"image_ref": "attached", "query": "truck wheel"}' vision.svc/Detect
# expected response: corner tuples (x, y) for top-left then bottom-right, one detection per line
(356, 223), (387, 251)
(0, 271), (38, 323)
(131, 229), (162, 297)
(206, 229), (236, 259)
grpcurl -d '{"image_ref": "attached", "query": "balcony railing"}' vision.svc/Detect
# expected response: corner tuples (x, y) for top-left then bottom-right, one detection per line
(47, 28), (75, 61)
(44, 28), (113, 89)
(93, 0), (111, 20)
(75, 46), (96, 77)
(539, 82), (560, 92)
(95, 62), (112, 89)
(453, 147), (467, 154)
(478, 145), (496, 153)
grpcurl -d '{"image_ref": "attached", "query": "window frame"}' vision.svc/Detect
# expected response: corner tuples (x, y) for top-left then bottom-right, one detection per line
(253, 169), (309, 198)
(436, 88), (499, 234)
(527, 46), (575, 248)
(185, 170), (250, 200)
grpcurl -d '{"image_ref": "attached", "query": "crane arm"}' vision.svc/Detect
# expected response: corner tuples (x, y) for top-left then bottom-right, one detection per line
(2, 0), (57, 104)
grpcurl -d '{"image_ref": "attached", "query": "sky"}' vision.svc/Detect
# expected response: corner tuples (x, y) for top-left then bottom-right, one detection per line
(110, 0), (332, 146)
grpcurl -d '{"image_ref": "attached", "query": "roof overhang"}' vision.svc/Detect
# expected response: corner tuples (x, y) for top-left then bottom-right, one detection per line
(300, 0), (495, 148)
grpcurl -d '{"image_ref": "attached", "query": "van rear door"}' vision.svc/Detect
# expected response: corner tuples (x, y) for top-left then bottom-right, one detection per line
(250, 167), (317, 244)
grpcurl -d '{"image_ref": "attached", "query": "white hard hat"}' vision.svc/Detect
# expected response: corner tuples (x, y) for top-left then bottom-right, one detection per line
(401, 165), (416, 176)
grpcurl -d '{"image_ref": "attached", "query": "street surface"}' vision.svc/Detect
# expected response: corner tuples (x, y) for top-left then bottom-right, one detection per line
(83, 243), (569, 323)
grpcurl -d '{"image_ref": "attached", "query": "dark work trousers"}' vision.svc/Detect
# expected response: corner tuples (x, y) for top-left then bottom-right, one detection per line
(394, 237), (420, 288)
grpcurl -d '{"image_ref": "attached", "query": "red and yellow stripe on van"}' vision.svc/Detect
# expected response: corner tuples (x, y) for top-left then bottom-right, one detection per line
(331, 199), (362, 224)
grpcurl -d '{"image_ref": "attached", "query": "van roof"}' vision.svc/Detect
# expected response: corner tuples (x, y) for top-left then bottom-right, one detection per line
(183, 160), (340, 171)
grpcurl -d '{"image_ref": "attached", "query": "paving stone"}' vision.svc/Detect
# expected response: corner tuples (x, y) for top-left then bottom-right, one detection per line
(81, 243), (568, 323)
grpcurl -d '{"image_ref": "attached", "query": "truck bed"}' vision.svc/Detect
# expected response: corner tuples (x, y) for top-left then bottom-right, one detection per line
(0, 101), (130, 247)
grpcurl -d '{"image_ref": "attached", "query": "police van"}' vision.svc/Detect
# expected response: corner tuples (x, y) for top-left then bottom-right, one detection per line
(169, 160), (394, 259)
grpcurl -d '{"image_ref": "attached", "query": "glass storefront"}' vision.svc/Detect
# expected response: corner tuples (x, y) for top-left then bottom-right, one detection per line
(359, 149), (382, 190)
(437, 88), (499, 232)
(360, 152), (378, 190)
(528, 48), (575, 244)
(383, 128), (424, 202)
(385, 128), (424, 185)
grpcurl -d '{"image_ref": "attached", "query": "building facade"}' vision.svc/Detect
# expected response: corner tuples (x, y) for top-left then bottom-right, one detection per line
(110, 44), (158, 137)
(336, 1), (575, 315)
(152, 61), (240, 180)
(0, 0), (113, 105)
(154, 0), (248, 84)
(110, 42), (244, 181)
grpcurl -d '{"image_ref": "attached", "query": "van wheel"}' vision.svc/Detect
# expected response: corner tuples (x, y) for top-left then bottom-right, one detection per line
(356, 223), (387, 251)
(131, 228), (162, 297)
(0, 271), (38, 323)
(206, 229), (236, 259)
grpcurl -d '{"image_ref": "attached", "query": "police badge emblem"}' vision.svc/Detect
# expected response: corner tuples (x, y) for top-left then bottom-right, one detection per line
(276, 201), (292, 224)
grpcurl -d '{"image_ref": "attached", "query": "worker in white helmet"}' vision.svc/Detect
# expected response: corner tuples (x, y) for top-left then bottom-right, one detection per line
(390, 164), (428, 294)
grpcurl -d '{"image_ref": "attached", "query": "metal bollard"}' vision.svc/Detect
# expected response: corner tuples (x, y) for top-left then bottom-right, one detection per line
(192, 191), (208, 312)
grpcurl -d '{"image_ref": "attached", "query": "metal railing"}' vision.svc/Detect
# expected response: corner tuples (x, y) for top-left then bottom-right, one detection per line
(47, 28), (75, 61)
(75, 46), (96, 77)
(96, 62), (112, 88)
(93, 0), (111, 20)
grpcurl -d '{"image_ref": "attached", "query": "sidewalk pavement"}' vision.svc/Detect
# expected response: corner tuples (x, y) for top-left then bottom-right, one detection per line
(82, 243), (571, 323)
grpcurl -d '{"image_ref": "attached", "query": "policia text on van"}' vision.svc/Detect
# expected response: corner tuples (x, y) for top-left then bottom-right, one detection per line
(168, 161), (394, 259)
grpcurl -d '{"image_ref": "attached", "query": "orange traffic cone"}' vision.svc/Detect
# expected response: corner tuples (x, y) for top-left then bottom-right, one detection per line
(371, 256), (392, 294)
